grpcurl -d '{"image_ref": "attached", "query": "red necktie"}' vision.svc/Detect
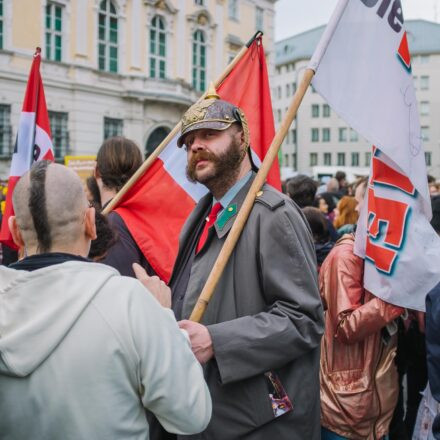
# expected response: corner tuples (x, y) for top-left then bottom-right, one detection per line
(196, 202), (222, 254)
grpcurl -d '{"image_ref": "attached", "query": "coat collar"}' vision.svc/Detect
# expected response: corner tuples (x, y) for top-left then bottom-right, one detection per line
(214, 172), (256, 239)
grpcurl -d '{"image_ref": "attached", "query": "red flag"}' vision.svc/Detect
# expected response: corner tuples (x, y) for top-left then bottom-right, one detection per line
(115, 37), (279, 282)
(217, 38), (280, 189)
(0, 48), (54, 248)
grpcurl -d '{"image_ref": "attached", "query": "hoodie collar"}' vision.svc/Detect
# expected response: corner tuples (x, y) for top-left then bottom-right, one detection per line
(9, 253), (89, 272)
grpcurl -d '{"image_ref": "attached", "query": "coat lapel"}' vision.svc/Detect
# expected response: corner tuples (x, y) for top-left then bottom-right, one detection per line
(169, 192), (213, 286)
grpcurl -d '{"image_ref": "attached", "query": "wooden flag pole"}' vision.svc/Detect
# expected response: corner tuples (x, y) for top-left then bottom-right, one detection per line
(102, 31), (263, 215)
(189, 68), (316, 323)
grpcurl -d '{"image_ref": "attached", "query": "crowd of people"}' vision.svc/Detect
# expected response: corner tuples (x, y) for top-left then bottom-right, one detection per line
(0, 91), (439, 440)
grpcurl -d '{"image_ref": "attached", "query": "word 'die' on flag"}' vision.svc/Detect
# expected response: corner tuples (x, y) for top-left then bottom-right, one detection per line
(309, 0), (440, 310)
(114, 36), (279, 282)
(0, 48), (54, 249)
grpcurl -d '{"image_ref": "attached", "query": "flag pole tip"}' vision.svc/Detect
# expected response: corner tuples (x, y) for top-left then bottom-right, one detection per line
(246, 31), (263, 47)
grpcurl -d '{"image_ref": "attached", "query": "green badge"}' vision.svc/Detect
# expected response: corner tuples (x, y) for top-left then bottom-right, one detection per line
(216, 204), (237, 230)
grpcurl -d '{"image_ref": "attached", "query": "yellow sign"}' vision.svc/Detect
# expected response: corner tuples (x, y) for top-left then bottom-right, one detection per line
(64, 155), (97, 182)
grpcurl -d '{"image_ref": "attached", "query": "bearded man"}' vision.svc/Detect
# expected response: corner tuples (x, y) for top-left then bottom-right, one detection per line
(167, 88), (324, 440)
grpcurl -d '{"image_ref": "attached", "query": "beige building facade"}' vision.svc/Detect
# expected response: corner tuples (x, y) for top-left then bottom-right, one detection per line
(274, 20), (440, 180)
(0, 0), (276, 177)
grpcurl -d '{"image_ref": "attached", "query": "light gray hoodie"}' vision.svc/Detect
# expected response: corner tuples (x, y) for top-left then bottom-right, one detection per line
(0, 261), (211, 439)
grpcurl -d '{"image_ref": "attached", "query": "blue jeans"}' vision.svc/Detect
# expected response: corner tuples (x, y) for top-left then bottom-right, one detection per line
(321, 427), (389, 440)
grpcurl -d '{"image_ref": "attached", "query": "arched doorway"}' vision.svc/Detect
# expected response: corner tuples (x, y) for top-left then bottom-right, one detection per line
(145, 126), (170, 158)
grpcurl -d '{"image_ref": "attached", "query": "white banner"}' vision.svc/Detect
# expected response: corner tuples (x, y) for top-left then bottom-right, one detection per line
(310, 0), (440, 310)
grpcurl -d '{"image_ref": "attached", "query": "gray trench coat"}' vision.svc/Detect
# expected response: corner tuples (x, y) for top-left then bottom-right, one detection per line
(170, 175), (324, 439)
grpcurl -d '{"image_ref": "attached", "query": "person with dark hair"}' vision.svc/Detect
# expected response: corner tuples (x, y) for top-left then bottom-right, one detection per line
(85, 176), (102, 210)
(335, 171), (348, 197)
(319, 192), (337, 220)
(302, 207), (334, 271)
(88, 210), (116, 261)
(0, 161), (211, 439)
(168, 87), (324, 439)
(313, 193), (339, 242)
(96, 137), (143, 195)
(320, 177), (404, 439)
(286, 174), (317, 208)
(95, 136), (155, 277)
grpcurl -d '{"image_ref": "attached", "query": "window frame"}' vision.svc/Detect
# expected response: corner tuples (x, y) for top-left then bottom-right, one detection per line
(0, 0), (4, 50)
(228, 0), (238, 20)
(98, 0), (118, 73)
(311, 104), (320, 118)
(337, 152), (346, 166)
(103, 116), (123, 140)
(425, 151), (432, 166)
(48, 110), (69, 160)
(255, 6), (264, 31)
(350, 128), (358, 142)
(351, 152), (359, 167)
(421, 126), (430, 142)
(45, 2), (63, 62)
(149, 15), (166, 79)
(192, 29), (206, 92)
(420, 101), (429, 116)
(0, 104), (12, 157)
(338, 127), (347, 142)
(420, 75), (429, 90)
(365, 152), (371, 167)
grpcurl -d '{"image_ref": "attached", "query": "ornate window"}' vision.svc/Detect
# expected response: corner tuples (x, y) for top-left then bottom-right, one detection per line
(45, 2), (63, 61)
(150, 16), (166, 79)
(48, 111), (69, 160)
(98, 0), (118, 73)
(192, 30), (206, 92)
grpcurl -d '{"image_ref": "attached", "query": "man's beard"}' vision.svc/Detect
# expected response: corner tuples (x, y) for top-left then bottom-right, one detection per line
(186, 137), (245, 192)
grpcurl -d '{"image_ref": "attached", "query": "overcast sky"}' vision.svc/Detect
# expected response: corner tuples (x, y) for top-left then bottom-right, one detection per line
(275, 0), (440, 41)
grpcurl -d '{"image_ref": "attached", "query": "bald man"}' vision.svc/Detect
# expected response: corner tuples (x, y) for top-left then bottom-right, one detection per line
(0, 161), (211, 440)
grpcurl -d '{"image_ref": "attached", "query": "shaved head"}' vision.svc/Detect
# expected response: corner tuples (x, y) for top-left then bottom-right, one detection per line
(12, 162), (91, 253)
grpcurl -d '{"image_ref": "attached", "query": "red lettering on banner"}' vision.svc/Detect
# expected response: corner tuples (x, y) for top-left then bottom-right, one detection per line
(366, 187), (410, 274)
(366, 238), (398, 274)
(370, 155), (415, 195)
